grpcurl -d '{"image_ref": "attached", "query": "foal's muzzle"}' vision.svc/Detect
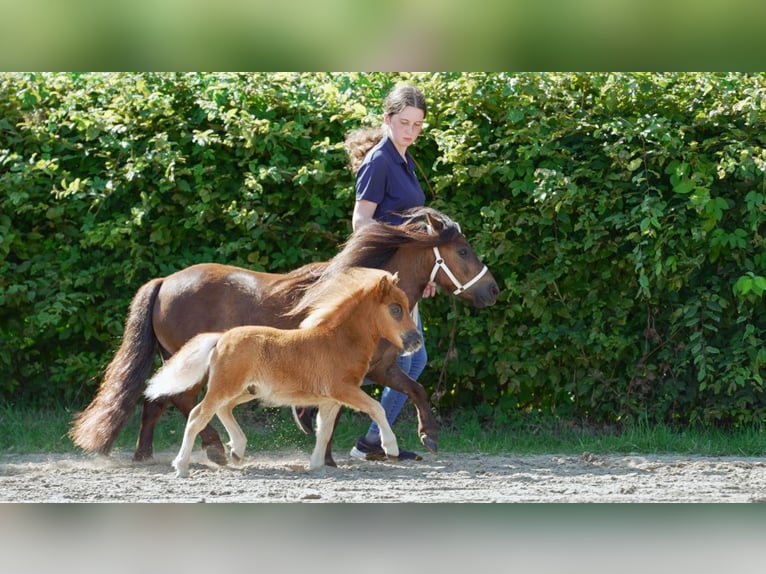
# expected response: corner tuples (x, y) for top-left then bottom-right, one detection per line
(400, 329), (423, 355)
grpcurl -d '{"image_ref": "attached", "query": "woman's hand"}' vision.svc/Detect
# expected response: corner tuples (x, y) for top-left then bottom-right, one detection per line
(422, 281), (437, 298)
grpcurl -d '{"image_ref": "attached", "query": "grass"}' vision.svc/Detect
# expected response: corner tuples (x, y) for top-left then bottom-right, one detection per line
(1, 402), (765, 458)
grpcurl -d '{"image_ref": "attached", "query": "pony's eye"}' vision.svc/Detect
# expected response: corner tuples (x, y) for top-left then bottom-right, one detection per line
(458, 248), (469, 258)
(389, 304), (403, 319)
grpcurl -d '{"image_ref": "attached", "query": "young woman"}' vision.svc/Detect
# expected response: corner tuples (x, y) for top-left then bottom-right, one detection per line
(345, 84), (434, 461)
(292, 84), (435, 460)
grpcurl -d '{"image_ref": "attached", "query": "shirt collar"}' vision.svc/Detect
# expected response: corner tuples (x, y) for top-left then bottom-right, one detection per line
(381, 134), (411, 168)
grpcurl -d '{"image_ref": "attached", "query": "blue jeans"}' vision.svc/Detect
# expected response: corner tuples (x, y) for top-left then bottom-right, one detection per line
(366, 309), (427, 440)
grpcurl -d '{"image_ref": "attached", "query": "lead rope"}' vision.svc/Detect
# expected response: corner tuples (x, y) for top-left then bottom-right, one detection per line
(410, 153), (436, 200)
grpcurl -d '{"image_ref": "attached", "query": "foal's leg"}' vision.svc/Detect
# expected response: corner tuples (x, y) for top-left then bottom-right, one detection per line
(367, 351), (438, 454)
(310, 402), (342, 470)
(173, 399), (219, 478)
(322, 408), (342, 468)
(334, 387), (400, 459)
(170, 387), (228, 466)
(216, 395), (253, 463)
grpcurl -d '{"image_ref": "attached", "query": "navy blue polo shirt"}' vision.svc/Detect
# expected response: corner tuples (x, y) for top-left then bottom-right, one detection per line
(355, 135), (425, 225)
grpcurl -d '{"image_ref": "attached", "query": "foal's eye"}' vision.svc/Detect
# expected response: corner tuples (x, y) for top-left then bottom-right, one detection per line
(389, 304), (403, 319)
(458, 247), (469, 258)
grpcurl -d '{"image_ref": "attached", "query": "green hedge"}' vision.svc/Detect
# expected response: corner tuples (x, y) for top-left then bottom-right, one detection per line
(2, 72), (766, 427)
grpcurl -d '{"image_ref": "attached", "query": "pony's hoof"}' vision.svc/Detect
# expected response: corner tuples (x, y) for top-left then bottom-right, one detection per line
(324, 454), (337, 468)
(420, 434), (438, 454)
(205, 444), (228, 466)
(133, 449), (153, 462)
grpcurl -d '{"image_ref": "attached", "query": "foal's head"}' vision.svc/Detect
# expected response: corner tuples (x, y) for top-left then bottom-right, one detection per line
(363, 269), (422, 354)
(293, 268), (421, 353)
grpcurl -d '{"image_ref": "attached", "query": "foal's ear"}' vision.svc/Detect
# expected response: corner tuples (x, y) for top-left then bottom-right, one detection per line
(377, 272), (397, 297)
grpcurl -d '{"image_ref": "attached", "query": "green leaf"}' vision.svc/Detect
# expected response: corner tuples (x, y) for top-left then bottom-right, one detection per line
(672, 179), (695, 194)
(733, 275), (753, 296)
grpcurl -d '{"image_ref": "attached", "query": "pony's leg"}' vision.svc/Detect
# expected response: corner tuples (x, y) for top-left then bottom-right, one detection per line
(173, 400), (218, 478)
(367, 353), (438, 454)
(135, 343), (173, 462)
(134, 398), (169, 461)
(310, 402), (342, 470)
(216, 395), (253, 464)
(170, 387), (228, 466)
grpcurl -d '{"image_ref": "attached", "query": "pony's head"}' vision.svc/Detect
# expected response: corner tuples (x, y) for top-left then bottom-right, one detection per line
(322, 207), (500, 309)
(400, 207), (500, 309)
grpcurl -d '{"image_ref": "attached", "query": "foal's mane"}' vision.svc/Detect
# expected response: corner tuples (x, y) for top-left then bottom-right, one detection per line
(289, 268), (392, 330)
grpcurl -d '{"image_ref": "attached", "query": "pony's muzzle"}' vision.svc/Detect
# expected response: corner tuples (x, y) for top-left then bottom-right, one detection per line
(471, 280), (500, 308)
(400, 329), (423, 355)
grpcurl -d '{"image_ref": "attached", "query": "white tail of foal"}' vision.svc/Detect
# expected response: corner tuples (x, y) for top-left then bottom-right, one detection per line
(144, 333), (221, 401)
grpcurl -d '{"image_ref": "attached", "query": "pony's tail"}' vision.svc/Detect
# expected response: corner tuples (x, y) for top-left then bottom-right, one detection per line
(69, 278), (164, 455)
(144, 333), (220, 401)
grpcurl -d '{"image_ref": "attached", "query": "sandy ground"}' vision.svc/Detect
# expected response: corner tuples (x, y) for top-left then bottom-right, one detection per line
(3, 448), (766, 502)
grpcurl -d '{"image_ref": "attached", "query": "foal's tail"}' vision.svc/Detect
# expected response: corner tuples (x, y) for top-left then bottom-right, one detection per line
(69, 278), (164, 455)
(144, 333), (221, 401)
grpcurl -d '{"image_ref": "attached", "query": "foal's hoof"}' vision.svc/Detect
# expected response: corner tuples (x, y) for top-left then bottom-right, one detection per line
(172, 460), (190, 478)
(420, 434), (438, 454)
(205, 443), (229, 466)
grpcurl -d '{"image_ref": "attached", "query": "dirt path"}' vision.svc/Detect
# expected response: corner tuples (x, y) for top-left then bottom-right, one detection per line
(3, 449), (766, 502)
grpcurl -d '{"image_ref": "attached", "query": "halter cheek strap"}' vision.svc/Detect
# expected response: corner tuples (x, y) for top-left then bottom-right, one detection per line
(426, 224), (489, 295)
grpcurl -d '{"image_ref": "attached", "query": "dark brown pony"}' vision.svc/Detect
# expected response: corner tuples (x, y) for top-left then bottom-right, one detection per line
(69, 207), (499, 466)
(144, 268), (421, 477)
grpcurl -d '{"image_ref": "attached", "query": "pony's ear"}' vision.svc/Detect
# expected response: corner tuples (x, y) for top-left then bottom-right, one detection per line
(425, 211), (437, 231)
(391, 271), (399, 285)
(425, 210), (446, 233)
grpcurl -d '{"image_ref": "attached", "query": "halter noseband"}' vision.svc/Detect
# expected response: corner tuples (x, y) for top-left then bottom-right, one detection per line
(426, 223), (489, 295)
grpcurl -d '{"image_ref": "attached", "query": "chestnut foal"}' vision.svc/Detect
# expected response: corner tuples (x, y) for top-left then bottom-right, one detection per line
(144, 268), (421, 478)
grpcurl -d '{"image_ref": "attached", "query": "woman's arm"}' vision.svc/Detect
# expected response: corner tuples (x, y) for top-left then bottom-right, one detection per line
(352, 199), (378, 231)
(353, 198), (436, 298)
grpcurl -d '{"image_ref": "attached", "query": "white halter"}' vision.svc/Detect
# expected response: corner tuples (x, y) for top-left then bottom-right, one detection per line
(426, 223), (489, 295)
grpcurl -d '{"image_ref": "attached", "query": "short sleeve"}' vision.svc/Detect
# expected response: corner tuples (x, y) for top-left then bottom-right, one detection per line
(355, 152), (387, 203)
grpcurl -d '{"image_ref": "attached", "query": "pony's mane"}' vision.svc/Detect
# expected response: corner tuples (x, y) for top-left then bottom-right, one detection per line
(272, 207), (462, 313)
(288, 267), (392, 329)
(320, 207), (463, 281)
(265, 261), (327, 302)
